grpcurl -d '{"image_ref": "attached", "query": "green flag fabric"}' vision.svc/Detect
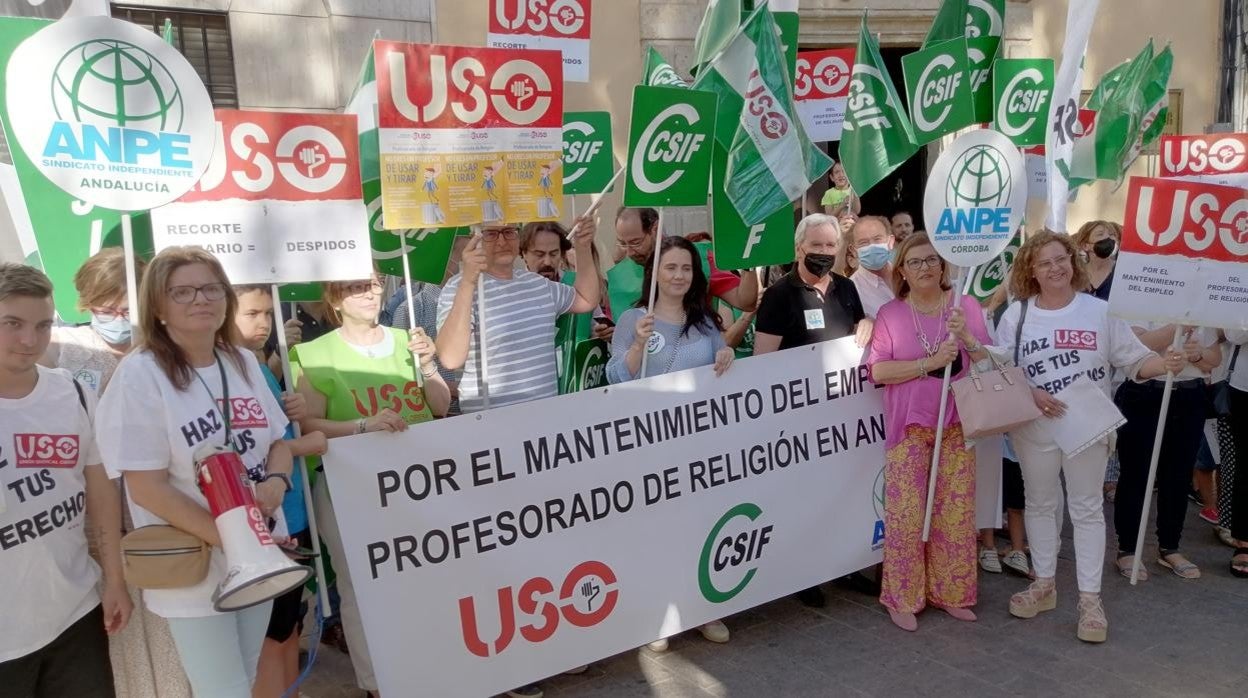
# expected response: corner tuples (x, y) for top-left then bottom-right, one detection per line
(967, 0), (1007, 39)
(643, 46), (689, 88)
(840, 15), (918, 196)
(923, 0), (968, 47)
(1069, 41), (1161, 184)
(1127, 45), (1173, 163)
(346, 46), (465, 283)
(691, 6), (832, 225)
(691, 0), (743, 77)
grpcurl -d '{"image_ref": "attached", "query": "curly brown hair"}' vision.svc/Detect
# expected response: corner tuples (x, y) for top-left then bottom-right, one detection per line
(1007, 230), (1090, 300)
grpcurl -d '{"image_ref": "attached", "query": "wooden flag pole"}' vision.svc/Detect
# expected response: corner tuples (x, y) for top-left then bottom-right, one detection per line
(270, 285), (331, 616)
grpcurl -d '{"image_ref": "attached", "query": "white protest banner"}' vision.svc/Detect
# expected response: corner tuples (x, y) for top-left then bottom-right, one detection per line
(793, 48), (855, 142)
(487, 0), (592, 82)
(322, 338), (887, 697)
(924, 128), (1026, 268)
(375, 41), (564, 228)
(4, 15), (214, 211)
(1160, 133), (1248, 188)
(1110, 176), (1248, 331)
(150, 110), (372, 284)
(1043, 0), (1100, 232)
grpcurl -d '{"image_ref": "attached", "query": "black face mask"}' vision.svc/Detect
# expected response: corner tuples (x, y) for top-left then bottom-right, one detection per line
(1092, 238), (1117, 259)
(802, 253), (837, 278)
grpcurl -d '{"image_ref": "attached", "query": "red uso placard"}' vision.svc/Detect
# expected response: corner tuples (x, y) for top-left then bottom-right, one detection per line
(376, 41), (564, 130)
(1122, 176), (1248, 263)
(488, 0), (592, 40)
(181, 110), (362, 203)
(794, 48), (855, 102)
(1160, 134), (1248, 178)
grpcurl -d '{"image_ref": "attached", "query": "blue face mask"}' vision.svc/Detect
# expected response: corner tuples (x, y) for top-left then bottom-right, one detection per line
(857, 243), (892, 271)
(91, 314), (132, 345)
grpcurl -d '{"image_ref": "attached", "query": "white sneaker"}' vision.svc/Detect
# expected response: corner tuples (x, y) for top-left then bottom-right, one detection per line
(1001, 549), (1031, 577)
(646, 638), (669, 652)
(697, 620), (730, 644)
(978, 547), (1002, 574)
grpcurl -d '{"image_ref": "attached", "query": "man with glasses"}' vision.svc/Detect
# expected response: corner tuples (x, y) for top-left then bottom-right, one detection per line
(754, 213), (868, 608)
(610, 207), (758, 321)
(437, 217), (600, 413)
(848, 216), (897, 319)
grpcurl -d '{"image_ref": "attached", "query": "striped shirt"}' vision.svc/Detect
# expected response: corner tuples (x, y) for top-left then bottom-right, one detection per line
(438, 270), (575, 413)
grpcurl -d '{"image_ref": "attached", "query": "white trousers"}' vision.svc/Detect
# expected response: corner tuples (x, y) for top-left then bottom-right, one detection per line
(1011, 422), (1109, 593)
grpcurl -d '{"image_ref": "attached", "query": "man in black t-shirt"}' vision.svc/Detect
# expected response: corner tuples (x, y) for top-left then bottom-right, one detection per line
(754, 213), (867, 353)
(753, 213), (870, 609)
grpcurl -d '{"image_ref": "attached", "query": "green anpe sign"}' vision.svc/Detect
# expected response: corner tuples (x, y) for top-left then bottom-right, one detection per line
(562, 111), (615, 195)
(992, 58), (1054, 147)
(624, 85), (717, 207)
(902, 38), (976, 144)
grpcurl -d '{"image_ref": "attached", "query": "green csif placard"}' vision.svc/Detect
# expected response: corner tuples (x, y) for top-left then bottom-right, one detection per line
(992, 58), (1054, 147)
(562, 111), (615, 195)
(623, 85), (717, 207)
(902, 38), (976, 144)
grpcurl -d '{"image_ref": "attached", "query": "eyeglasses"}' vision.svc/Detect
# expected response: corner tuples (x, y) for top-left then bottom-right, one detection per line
(168, 283), (227, 304)
(92, 306), (129, 321)
(903, 255), (942, 271)
(1032, 254), (1072, 272)
(345, 281), (385, 297)
(482, 228), (519, 241)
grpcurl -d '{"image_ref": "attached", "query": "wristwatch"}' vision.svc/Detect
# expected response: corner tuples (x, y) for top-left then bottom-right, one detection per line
(260, 472), (293, 494)
(356, 417), (367, 434)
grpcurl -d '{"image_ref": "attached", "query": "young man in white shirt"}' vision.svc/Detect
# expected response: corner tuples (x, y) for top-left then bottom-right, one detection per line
(0, 264), (131, 697)
(847, 216), (897, 319)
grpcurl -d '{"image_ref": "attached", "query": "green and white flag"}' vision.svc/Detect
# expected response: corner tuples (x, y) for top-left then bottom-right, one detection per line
(841, 15), (917, 196)
(643, 46), (689, 88)
(924, 0), (1004, 123)
(346, 46), (464, 283)
(691, 6), (832, 224)
(710, 145), (795, 270)
(1069, 41), (1164, 184)
(691, 0), (743, 77)
(1127, 44), (1173, 163)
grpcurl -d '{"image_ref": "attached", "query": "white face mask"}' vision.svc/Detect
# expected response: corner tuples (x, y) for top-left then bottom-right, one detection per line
(857, 243), (892, 271)
(91, 314), (132, 345)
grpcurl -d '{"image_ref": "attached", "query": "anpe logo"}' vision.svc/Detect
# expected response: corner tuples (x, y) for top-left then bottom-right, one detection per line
(562, 120), (603, 184)
(5, 15), (214, 210)
(996, 69), (1049, 138)
(936, 144), (1013, 234)
(1162, 135), (1248, 177)
(1125, 177), (1248, 261)
(1054, 330), (1097, 351)
(698, 503), (773, 604)
(914, 53), (962, 133)
(794, 53), (851, 99)
(871, 467), (885, 550)
(14, 434), (80, 468)
(458, 560), (618, 657)
(631, 104), (706, 193)
(492, 0), (590, 38)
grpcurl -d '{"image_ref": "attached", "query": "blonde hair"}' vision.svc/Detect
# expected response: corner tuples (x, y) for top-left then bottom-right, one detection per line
(321, 270), (382, 326)
(1071, 220), (1122, 251)
(1007, 230), (1090, 300)
(889, 233), (951, 298)
(138, 247), (245, 391)
(74, 247), (147, 311)
(0, 263), (53, 302)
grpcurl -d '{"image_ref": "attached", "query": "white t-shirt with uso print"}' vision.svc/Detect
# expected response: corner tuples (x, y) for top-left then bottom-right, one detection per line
(0, 366), (105, 662)
(96, 349), (288, 618)
(995, 293), (1153, 398)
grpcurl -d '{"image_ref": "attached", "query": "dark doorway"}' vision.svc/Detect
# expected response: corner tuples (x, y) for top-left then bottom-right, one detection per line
(804, 45), (928, 231)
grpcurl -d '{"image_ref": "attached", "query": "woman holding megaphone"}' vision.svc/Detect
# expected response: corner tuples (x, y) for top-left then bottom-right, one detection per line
(290, 272), (450, 697)
(97, 247), (298, 698)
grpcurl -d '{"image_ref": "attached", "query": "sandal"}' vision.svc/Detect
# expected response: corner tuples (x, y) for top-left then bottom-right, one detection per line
(1076, 593), (1108, 643)
(1115, 554), (1148, 581)
(1231, 547), (1248, 579)
(1157, 551), (1201, 579)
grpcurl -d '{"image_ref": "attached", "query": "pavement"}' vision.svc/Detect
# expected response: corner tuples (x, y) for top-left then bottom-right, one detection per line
(300, 501), (1248, 698)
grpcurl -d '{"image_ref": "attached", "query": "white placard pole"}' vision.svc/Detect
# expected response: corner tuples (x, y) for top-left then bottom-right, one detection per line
(639, 208), (664, 378)
(397, 233), (424, 385)
(121, 214), (140, 340)
(920, 266), (969, 542)
(1130, 325), (1183, 585)
(270, 285), (331, 617)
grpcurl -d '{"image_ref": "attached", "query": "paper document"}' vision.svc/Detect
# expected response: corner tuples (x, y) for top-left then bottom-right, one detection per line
(1049, 375), (1126, 457)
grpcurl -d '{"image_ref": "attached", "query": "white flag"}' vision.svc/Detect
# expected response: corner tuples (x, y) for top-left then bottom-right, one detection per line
(1044, 0), (1100, 232)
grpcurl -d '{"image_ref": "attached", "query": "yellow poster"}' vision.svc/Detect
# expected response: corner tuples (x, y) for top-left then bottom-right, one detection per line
(379, 152), (563, 228)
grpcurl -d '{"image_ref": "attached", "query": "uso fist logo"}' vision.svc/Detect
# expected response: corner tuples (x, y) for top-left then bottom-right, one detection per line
(794, 49), (855, 101)
(491, 0), (591, 39)
(183, 111), (361, 203)
(1124, 177), (1248, 262)
(14, 434), (80, 468)
(745, 69), (789, 140)
(1161, 134), (1248, 177)
(221, 397), (269, 429)
(1054, 330), (1097, 351)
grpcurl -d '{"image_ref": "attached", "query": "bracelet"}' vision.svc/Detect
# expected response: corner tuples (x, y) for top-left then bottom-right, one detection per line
(918, 358), (927, 377)
(421, 366), (439, 378)
(964, 340), (982, 353)
(356, 417), (367, 434)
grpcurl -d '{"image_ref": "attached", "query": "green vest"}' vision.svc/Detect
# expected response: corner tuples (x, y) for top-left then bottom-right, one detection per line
(556, 271), (595, 394)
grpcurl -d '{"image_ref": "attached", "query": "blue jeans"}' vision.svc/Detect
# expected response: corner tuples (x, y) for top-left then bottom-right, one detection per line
(166, 602), (272, 698)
